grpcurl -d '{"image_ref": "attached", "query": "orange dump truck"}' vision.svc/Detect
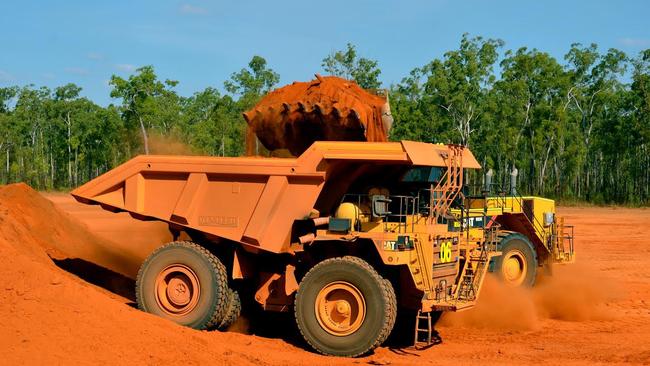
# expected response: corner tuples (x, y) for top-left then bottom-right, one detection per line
(72, 140), (501, 356)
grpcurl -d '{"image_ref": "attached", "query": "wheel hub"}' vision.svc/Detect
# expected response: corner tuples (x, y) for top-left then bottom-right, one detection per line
(335, 300), (351, 315)
(155, 264), (200, 315)
(166, 276), (191, 306)
(315, 281), (366, 336)
(501, 250), (527, 286)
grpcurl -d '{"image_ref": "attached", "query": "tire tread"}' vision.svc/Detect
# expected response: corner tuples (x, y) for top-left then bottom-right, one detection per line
(294, 256), (396, 357)
(218, 288), (242, 330)
(135, 241), (228, 330)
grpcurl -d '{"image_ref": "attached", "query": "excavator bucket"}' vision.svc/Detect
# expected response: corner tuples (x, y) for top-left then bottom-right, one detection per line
(243, 74), (393, 156)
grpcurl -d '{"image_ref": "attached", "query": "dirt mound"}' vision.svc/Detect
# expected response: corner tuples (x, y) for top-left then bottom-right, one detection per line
(0, 183), (353, 365)
(0, 183), (141, 277)
(243, 75), (392, 156)
(0, 243), (331, 365)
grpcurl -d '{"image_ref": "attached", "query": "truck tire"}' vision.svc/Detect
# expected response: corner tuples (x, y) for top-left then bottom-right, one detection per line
(493, 233), (537, 287)
(136, 241), (228, 330)
(218, 288), (241, 330)
(377, 279), (397, 346)
(294, 256), (396, 357)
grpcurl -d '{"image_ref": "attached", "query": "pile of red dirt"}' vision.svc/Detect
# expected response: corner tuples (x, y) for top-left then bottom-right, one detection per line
(0, 183), (141, 277)
(0, 183), (356, 365)
(243, 75), (392, 156)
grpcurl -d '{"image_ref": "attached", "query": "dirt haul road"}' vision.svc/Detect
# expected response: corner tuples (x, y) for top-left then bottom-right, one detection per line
(0, 183), (648, 365)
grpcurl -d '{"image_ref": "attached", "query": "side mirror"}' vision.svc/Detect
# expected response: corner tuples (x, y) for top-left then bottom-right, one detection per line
(371, 195), (392, 217)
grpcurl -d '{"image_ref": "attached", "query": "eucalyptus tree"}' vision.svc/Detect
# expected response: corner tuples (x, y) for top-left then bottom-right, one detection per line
(495, 47), (570, 195)
(110, 66), (180, 154)
(322, 43), (382, 89)
(564, 43), (628, 199)
(182, 88), (243, 157)
(224, 55), (279, 110)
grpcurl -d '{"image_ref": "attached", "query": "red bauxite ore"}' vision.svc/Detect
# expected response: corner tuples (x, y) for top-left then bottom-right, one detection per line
(0, 183), (649, 365)
(243, 75), (392, 156)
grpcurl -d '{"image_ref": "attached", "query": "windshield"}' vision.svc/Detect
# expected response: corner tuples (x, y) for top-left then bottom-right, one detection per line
(401, 167), (443, 183)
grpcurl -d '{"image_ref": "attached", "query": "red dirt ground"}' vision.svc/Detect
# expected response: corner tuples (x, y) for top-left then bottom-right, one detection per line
(1, 183), (649, 365)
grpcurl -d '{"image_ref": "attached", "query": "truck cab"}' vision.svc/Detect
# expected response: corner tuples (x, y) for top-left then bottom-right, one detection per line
(308, 145), (501, 315)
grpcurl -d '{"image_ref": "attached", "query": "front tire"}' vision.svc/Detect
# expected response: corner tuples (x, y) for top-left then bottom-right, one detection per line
(493, 233), (538, 287)
(136, 241), (229, 329)
(294, 256), (396, 357)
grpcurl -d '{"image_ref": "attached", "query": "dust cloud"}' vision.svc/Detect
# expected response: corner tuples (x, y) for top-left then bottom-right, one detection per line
(439, 263), (620, 330)
(148, 132), (198, 155)
(533, 263), (620, 322)
(439, 276), (538, 330)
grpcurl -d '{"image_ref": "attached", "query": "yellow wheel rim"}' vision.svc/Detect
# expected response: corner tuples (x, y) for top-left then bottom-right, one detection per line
(154, 264), (201, 316)
(315, 281), (366, 336)
(501, 249), (527, 287)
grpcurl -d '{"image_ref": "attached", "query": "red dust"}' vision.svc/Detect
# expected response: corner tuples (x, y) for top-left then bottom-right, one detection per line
(148, 132), (199, 156)
(439, 262), (620, 331)
(533, 262), (621, 322)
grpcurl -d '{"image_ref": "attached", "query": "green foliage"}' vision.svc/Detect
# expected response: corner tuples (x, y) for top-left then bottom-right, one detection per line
(224, 55), (279, 110)
(322, 43), (382, 89)
(181, 88), (244, 157)
(390, 34), (504, 147)
(0, 43), (648, 205)
(390, 38), (649, 204)
(109, 66), (180, 154)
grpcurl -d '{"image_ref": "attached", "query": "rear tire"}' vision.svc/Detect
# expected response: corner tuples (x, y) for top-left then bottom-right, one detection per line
(218, 288), (242, 330)
(294, 256), (396, 357)
(493, 233), (537, 287)
(136, 241), (229, 329)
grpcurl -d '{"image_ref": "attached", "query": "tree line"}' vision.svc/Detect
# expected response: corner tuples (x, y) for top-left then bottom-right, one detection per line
(1, 35), (648, 205)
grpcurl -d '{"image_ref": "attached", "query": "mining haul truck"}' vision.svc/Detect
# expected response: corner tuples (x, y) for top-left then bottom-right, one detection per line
(454, 168), (575, 288)
(71, 76), (574, 356)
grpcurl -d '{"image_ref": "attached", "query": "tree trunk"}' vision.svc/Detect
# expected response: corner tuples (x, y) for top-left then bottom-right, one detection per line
(139, 116), (150, 154)
(66, 111), (72, 186)
(50, 153), (54, 188)
(5, 148), (9, 184)
(74, 148), (78, 186)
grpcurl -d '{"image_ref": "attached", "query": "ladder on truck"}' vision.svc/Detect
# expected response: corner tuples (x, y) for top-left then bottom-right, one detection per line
(456, 225), (499, 304)
(430, 145), (465, 223)
(413, 226), (500, 349)
(414, 310), (441, 350)
(554, 217), (575, 262)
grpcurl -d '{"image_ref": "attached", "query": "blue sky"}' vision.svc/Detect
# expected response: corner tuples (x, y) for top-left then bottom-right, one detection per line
(1, 0), (649, 106)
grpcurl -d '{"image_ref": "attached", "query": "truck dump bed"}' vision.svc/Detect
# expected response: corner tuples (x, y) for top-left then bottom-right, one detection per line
(72, 141), (480, 254)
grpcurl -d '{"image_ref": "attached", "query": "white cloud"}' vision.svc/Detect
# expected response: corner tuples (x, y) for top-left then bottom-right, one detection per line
(42, 72), (56, 80)
(64, 67), (90, 75)
(87, 52), (105, 60)
(0, 70), (14, 82)
(618, 38), (650, 48)
(115, 64), (136, 72)
(179, 4), (208, 15)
